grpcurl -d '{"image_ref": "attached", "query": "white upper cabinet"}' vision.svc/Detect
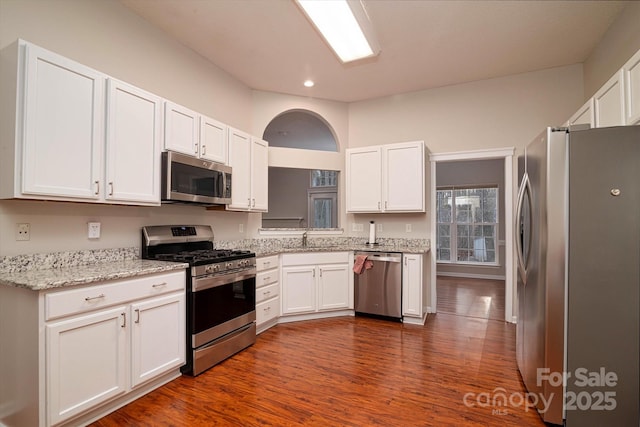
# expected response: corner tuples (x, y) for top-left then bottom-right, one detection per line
(106, 79), (162, 204)
(1, 40), (162, 205)
(384, 141), (425, 212)
(164, 101), (199, 156)
(346, 141), (425, 213)
(593, 70), (625, 128)
(567, 99), (594, 127)
(164, 101), (229, 164)
(623, 48), (640, 125)
(20, 41), (105, 200)
(227, 127), (268, 212)
(345, 146), (383, 212)
(250, 137), (269, 212)
(200, 115), (228, 164)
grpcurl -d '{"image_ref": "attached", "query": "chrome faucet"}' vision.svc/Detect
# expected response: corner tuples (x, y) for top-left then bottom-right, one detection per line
(302, 231), (308, 247)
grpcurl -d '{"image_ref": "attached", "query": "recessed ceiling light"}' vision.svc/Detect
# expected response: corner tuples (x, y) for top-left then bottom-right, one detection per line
(295, 0), (380, 63)
(304, 80), (315, 88)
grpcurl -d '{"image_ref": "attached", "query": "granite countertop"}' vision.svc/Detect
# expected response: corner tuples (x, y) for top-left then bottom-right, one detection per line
(0, 259), (188, 292)
(0, 238), (429, 292)
(250, 244), (430, 257)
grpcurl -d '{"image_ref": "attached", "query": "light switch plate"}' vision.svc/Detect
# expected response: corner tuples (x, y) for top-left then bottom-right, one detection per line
(88, 222), (101, 239)
(406, 224), (412, 233)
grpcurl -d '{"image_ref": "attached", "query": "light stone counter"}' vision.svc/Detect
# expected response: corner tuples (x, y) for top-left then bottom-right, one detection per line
(0, 248), (188, 291)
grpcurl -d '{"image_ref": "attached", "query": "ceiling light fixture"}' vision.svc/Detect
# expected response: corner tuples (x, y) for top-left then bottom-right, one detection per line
(295, 0), (380, 63)
(303, 79), (315, 87)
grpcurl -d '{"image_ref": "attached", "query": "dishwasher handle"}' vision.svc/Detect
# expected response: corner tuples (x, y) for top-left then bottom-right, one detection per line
(354, 252), (402, 263)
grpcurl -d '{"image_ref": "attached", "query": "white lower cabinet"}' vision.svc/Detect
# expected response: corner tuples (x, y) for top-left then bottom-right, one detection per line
(402, 253), (426, 324)
(281, 252), (352, 317)
(46, 306), (128, 426)
(255, 255), (280, 333)
(6, 269), (187, 427)
(131, 293), (185, 388)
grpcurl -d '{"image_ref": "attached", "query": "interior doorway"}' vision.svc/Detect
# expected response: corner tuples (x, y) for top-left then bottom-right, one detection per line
(429, 148), (515, 323)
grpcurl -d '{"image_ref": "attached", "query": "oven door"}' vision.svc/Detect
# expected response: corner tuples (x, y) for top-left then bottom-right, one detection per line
(162, 151), (232, 205)
(190, 269), (256, 348)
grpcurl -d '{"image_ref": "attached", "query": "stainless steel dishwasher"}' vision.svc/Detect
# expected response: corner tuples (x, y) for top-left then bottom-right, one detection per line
(354, 251), (402, 320)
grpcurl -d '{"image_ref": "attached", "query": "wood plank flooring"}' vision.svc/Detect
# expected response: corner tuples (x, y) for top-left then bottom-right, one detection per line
(437, 276), (506, 321)
(91, 313), (544, 427)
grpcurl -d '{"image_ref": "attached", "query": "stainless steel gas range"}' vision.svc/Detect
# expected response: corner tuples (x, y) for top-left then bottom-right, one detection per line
(141, 225), (256, 376)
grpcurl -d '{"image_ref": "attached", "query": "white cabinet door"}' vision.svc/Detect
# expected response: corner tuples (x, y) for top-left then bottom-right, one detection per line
(594, 70), (625, 128)
(346, 147), (382, 212)
(228, 127), (252, 210)
(281, 266), (316, 315)
(131, 292), (185, 388)
(106, 79), (161, 204)
(46, 306), (127, 426)
(402, 254), (423, 318)
(251, 137), (269, 212)
(164, 101), (198, 156)
(200, 115), (227, 164)
(317, 264), (350, 311)
(383, 142), (424, 212)
(21, 42), (104, 200)
(623, 48), (640, 125)
(568, 99), (594, 127)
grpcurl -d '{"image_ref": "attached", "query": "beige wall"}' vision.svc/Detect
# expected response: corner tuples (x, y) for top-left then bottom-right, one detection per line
(0, 0), (254, 257)
(583, 1), (640, 99)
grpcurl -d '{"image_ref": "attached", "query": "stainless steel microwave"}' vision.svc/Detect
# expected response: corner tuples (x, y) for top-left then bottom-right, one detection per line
(161, 151), (232, 205)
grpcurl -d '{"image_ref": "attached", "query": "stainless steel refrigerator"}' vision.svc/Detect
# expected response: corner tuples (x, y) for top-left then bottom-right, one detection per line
(516, 125), (639, 426)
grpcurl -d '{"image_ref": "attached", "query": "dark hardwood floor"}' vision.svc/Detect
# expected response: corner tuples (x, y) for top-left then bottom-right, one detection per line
(92, 311), (544, 426)
(437, 276), (506, 321)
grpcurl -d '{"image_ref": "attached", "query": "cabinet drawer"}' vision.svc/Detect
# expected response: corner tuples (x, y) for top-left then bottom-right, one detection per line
(281, 252), (349, 266)
(256, 255), (278, 272)
(45, 270), (185, 321)
(256, 269), (278, 288)
(256, 283), (279, 304)
(256, 297), (279, 325)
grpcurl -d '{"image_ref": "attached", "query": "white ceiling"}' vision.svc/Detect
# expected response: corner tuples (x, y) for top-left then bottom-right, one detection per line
(119, 0), (630, 103)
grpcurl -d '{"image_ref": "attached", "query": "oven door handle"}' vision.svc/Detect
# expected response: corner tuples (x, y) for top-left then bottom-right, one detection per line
(193, 269), (257, 292)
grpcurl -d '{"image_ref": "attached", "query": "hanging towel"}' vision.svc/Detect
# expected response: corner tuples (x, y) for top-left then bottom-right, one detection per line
(353, 254), (373, 274)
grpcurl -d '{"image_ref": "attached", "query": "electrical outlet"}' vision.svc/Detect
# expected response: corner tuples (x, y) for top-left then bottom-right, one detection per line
(239, 223), (244, 233)
(358, 223), (364, 232)
(16, 223), (30, 241)
(406, 224), (412, 233)
(88, 222), (101, 239)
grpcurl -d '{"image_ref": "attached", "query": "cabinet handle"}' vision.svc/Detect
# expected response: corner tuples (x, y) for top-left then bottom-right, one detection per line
(264, 306), (271, 312)
(108, 182), (114, 196)
(252, 198), (256, 207)
(94, 181), (100, 195)
(152, 282), (167, 288)
(405, 257), (407, 266)
(121, 312), (126, 328)
(378, 201), (381, 210)
(263, 261), (271, 266)
(85, 294), (105, 302)
(385, 201), (388, 209)
(195, 144), (198, 154)
(135, 308), (140, 323)
(319, 268), (323, 277)
(263, 276), (270, 282)
(313, 269), (316, 278)
(201, 145), (206, 155)
(264, 290), (271, 296)
(247, 198), (251, 208)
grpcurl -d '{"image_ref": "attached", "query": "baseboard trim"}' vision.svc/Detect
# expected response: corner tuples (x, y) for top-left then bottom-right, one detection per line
(437, 272), (506, 281)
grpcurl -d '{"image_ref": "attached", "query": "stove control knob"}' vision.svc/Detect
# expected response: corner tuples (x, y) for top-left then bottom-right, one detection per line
(212, 264), (220, 272)
(226, 262), (233, 269)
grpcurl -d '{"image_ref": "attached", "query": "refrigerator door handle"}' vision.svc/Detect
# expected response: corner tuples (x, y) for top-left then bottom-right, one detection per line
(515, 173), (532, 284)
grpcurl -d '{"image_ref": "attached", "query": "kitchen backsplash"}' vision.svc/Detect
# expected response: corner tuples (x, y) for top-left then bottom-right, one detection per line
(0, 247), (139, 274)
